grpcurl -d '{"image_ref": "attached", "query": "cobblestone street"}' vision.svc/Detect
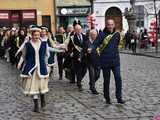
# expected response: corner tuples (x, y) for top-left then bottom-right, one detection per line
(0, 54), (160, 120)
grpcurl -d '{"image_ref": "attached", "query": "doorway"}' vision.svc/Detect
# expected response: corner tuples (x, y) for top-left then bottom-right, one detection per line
(105, 7), (122, 31)
(42, 15), (51, 31)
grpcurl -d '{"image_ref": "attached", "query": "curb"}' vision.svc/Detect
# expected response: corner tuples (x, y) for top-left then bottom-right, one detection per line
(120, 52), (160, 59)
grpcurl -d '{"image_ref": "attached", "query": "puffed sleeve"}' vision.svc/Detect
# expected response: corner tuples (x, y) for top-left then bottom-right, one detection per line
(18, 44), (26, 66)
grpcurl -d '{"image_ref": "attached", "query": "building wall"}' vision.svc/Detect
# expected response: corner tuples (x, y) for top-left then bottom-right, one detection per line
(56, 0), (91, 30)
(94, 0), (130, 32)
(56, 0), (91, 7)
(0, 0), (56, 32)
(94, 0), (160, 32)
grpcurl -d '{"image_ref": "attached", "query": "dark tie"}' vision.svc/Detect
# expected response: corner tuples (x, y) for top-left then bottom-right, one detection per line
(78, 34), (82, 43)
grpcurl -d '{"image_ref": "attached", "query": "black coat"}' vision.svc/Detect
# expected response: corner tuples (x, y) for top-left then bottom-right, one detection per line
(84, 39), (100, 67)
(68, 33), (87, 61)
(55, 33), (65, 43)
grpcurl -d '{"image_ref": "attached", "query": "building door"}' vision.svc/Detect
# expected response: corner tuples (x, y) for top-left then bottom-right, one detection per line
(42, 15), (51, 31)
(10, 10), (21, 28)
(105, 7), (122, 31)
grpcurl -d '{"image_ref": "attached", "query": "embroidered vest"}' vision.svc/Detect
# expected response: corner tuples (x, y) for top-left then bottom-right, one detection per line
(22, 41), (48, 77)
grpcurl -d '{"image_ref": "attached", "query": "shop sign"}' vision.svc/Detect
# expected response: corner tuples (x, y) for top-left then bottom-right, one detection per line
(0, 13), (9, 19)
(60, 7), (90, 16)
(11, 14), (20, 21)
(22, 11), (35, 19)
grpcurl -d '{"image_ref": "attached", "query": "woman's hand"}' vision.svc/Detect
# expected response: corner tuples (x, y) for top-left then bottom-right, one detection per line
(17, 64), (21, 70)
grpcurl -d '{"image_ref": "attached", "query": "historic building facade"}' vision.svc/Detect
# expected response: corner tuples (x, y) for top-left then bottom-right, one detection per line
(93, 0), (160, 32)
(56, 0), (92, 29)
(0, 0), (56, 32)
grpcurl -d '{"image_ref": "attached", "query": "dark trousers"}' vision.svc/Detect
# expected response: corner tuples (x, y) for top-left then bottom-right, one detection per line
(131, 43), (136, 53)
(125, 41), (131, 50)
(0, 47), (5, 58)
(88, 64), (100, 90)
(70, 67), (76, 83)
(9, 48), (17, 65)
(73, 59), (87, 87)
(57, 54), (64, 78)
(102, 66), (122, 100)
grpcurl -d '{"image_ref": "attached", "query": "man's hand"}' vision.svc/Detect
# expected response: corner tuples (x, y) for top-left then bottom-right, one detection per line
(87, 48), (92, 54)
(70, 52), (74, 57)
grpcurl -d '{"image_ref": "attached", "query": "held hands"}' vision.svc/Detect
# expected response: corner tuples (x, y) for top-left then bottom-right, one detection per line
(70, 52), (74, 57)
(17, 64), (21, 70)
(15, 52), (18, 57)
(55, 43), (67, 50)
(78, 58), (81, 62)
(87, 48), (92, 54)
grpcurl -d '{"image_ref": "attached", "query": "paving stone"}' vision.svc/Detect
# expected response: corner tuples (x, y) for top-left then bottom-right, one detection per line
(0, 54), (160, 120)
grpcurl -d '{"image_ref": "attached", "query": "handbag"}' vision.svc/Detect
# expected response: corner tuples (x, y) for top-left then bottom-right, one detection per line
(131, 39), (135, 43)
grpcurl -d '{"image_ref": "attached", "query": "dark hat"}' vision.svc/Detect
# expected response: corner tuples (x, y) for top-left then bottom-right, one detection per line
(29, 25), (36, 29)
(73, 18), (81, 27)
(41, 26), (48, 31)
(30, 25), (41, 32)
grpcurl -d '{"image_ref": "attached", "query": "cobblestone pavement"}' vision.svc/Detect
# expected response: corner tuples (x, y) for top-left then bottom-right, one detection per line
(121, 48), (160, 58)
(0, 54), (160, 120)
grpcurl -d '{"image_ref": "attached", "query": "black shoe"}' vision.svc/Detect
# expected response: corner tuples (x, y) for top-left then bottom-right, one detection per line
(91, 90), (99, 95)
(40, 94), (46, 108)
(78, 85), (83, 91)
(33, 99), (40, 113)
(106, 99), (111, 104)
(117, 99), (125, 104)
(70, 81), (76, 84)
(59, 77), (62, 80)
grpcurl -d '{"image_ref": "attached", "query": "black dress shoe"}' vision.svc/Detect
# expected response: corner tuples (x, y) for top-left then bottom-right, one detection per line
(91, 90), (99, 95)
(117, 99), (125, 104)
(78, 85), (83, 91)
(106, 99), (111, 104)
(70, 81), (76, 84)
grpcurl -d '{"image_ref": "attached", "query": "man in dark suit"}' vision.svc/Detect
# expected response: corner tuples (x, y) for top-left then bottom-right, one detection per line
(84, 29), (100, 94)
(68, 24), (87, 91)
(88, 19), (125, 104)
(55, 26), (66, 80)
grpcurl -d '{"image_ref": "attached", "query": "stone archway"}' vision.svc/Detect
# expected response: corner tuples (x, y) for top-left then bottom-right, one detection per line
(105, 7), (122, 31)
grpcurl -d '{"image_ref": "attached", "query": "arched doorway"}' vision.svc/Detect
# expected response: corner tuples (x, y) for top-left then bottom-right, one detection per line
(105, 7), (122, 31)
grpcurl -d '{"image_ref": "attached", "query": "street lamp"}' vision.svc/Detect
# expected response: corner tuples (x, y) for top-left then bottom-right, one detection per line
(153, 0), (158, 53)
(89, 0), (94, 14)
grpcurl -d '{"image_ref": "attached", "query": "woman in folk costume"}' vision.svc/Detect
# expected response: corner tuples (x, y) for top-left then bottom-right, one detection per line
(0, 29), (4, 58)
(15, 29), (26, 66)
(17, 26), (49, 113)
(9, 29), (17, 65)
(40, 26), (55, 75)
(2, 29), (11, 62)
(15, 25), (33, 57)
(40, 26), (66, 75)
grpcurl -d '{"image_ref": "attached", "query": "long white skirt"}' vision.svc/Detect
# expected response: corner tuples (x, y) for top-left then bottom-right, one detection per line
(21, 70), (49, 95)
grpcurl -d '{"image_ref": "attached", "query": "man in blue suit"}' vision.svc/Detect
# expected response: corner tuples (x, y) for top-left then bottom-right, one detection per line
(88, 19), (125, 104)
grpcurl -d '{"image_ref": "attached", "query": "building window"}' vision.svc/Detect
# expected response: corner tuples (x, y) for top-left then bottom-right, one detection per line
(136, 5), (145, 27)
(158, 11), (160, 28)
(42, 15), (51, 32)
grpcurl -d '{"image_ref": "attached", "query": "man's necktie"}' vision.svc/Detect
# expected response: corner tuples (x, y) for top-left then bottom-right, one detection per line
(78, 34), (82, 43)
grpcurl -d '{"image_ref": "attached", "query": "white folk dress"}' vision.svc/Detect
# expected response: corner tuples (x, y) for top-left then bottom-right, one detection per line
(21, 40), (49, 95)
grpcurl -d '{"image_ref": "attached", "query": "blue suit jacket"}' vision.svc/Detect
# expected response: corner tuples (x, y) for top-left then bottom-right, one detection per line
(92, 29), (121, 68)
